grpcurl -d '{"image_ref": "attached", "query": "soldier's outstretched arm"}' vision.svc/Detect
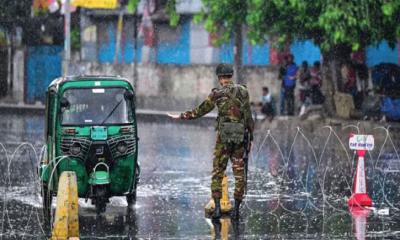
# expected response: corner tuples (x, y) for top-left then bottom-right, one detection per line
(180, 90), (216, 120)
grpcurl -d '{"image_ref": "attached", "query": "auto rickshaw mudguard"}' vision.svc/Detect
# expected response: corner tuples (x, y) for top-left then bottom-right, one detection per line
(89, 171), (111, 185)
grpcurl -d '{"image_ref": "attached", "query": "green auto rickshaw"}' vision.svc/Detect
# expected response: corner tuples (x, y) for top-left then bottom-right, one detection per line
(40, 76), (140, 215)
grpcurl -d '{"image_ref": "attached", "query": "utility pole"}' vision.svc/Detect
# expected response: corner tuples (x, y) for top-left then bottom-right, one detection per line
(115, 9), (124, 64)
(63, 0), (71, 76)
(234, 23), (243, 84)
(133, 9), (138, 89)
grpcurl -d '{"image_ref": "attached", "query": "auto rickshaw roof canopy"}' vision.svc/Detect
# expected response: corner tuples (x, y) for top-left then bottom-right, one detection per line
(48, 75), (134, 93)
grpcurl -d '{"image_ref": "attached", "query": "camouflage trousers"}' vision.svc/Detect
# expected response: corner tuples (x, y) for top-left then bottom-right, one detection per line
(211, 134), (245, 200)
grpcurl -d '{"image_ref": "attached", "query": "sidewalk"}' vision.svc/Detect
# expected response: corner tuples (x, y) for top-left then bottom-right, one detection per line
(2, 102), (397, 130)
(0, 102), (272, 121)
(0, 102), (220, 119)
(0, 102), (45, 113)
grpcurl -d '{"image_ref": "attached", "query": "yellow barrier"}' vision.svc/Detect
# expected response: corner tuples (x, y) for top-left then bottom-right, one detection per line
(51, 171), (80, 240)
(205, 174), (233, 217)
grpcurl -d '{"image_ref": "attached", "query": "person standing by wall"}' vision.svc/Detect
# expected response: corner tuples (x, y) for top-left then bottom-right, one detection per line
(297, 61), (311, 114)
(283, 54), (298, 115)
(278, 56), (288, 115)
(310, 61), (324, 105)
(341, 61), (357, 95)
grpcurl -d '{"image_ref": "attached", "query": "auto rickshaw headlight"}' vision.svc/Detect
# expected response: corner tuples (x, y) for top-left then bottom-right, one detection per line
(117, 141), (127, 154)
(70, 143), (81, 155)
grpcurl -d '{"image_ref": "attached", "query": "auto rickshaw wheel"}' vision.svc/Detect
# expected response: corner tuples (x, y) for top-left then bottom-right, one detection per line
(93, 185), (108, 214)
(126, 177), (138, 207)
(126, 192), (136, 206)
(41, 183), (53, 227)
(95, 200), (107, 214)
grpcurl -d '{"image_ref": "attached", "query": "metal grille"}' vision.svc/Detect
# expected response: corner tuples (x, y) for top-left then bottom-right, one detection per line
(61, 136), (92, 161)
(108, 134), (136, 159)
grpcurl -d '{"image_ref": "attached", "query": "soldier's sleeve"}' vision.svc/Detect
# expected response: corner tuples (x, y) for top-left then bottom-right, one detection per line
(242, 87), (255, 140)
(180, 89), (216, 120)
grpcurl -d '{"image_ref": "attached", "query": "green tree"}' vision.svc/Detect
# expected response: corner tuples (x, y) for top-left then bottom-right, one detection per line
(193, 0), (249, 84)
(246, 0), (400, 113)
(247, 0), (399, 53)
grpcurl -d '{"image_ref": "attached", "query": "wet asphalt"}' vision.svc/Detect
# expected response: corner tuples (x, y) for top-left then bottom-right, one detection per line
(1, 110), (400, 239)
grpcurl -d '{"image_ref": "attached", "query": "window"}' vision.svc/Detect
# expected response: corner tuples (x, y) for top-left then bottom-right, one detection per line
(61, 87), (132, 125)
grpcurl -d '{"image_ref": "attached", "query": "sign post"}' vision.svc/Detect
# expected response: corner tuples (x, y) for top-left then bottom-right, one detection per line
(63, 0), (71, 76)
(348, 134), (374, 207)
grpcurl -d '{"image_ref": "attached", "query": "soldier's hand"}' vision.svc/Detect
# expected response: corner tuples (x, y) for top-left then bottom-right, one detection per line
(180, 111), (192, 120)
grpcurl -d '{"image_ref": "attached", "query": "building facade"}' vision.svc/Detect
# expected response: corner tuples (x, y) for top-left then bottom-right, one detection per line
(2, 0), (400, 106)
(78, 0), (399, 67)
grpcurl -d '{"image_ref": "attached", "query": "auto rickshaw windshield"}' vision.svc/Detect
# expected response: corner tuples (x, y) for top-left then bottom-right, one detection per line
(61, 87), (133, 125)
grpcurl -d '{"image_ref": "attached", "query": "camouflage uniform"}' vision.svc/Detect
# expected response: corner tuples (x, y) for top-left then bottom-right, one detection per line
(181, 81), (254, 201)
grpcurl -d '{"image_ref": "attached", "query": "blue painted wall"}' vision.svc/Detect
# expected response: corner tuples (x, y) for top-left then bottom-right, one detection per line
(216, 38), (399, 66)
(156, 20), (190, 65)
(219, 40), (269, 65)
(244, 42), (269, 65)
(98, 22), (142, 64)
(26, 46), (62, 103)
(366, 41), (399, 67)
(94, 19), (398, 67)
(98, 22), (116, 63)
(219, 40), (234, 64)
(290, 40), (321, 66)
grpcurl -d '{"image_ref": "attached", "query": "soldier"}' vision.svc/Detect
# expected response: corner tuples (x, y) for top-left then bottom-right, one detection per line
(170, 64), (254, 219)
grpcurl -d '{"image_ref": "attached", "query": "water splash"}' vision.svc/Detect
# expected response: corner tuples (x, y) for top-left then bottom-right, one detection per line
(0, 123), (400, 238)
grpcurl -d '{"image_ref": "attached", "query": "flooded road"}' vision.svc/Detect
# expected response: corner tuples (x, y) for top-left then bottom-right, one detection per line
(1, 110), (400, 239)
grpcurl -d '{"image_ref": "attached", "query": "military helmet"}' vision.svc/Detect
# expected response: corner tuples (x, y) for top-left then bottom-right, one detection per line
(216, 64), (234, 76)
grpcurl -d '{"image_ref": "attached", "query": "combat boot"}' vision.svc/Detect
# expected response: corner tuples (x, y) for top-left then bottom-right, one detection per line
(231, 199), (241, 220)
(212, 198), (222, 219)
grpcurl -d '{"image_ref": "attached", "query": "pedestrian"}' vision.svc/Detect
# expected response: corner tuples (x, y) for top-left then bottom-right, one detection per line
(310, 61), (324, 105)
(260, 86), (275, 121)
(170, 64), (254, 220)
(283, 54), (298, 115)
(297, 61), (311, 116)
(297, 61), (311, 105)
(278, 56), (288, 115)
(354, 59), (369, 109)
(341, 61), (357, 95)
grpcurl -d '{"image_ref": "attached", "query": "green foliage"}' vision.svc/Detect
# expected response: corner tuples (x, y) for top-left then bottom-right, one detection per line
(0, 30), (7, 45)
(71, 26), (80, 51)
(168, 0), (399, 52)
(127, 0), (140, 14)
(194, 0), (248, 45)
(246, 0), (400, 53)
(164, 0), (246, 45)
(166, 0), (179, 27)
